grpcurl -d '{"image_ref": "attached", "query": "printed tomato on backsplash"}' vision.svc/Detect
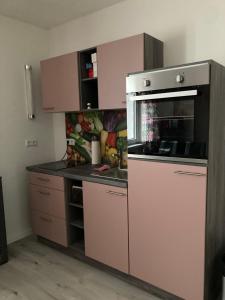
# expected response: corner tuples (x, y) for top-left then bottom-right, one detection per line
(65, 115), (76, 137)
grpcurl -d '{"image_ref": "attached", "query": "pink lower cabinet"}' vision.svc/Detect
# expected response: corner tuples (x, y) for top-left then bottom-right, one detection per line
(83, 181), (129, 273)
(128, 159), (207, 300)
(31, 212), (68, 247)
(29, 172), (68, 247)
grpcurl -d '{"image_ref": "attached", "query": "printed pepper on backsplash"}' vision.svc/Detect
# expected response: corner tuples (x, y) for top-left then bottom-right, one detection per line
(65, 110), (128, 166)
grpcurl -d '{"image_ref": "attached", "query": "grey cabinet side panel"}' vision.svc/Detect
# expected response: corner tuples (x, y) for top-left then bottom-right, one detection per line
(205, 61), (225, 300)
(144, 33), (164, 70)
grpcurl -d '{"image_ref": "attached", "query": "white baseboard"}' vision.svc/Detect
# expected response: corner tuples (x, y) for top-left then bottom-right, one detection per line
(7, 228), (32, 244)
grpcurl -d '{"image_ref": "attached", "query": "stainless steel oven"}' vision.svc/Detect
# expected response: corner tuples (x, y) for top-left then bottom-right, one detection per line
(126, 62), (210, 164)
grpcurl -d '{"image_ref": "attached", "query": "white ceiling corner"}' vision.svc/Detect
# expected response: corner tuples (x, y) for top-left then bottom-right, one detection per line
(0, 0), (125, 29)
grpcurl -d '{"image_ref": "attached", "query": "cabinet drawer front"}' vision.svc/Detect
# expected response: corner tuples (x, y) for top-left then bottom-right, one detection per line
(31, 212), (68, 247)
(83, 181), (128, 273)
(30, 184), (66, 219)
(29, 172), (64, 191)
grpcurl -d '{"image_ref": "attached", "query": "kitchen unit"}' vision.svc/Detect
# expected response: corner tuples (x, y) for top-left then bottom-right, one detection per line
(27, 162), (128, 260)
(40, 33), (163, 112)
(28, 162), (181, 299)
(126, 61), (225, 300)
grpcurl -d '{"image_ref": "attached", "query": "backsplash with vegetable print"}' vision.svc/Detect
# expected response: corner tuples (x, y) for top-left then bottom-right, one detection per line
(65, 110), (127, 164)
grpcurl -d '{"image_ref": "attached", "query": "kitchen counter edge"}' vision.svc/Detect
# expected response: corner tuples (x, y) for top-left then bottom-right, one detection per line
(26, 165), (128, 188)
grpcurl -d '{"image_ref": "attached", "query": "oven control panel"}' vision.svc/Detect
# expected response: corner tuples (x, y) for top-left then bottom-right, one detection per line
(126, 62), (210, 93)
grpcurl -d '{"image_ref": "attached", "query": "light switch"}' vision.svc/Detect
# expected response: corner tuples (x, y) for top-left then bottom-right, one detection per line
(25, 140), (38, 147)
(66, 138), (75, 146)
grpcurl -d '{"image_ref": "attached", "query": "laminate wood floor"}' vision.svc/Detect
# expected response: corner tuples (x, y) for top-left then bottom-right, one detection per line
(0, 237), (161, 300)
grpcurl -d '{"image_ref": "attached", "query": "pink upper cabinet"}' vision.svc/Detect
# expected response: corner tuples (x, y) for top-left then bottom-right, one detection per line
(128, 159), (207, 300)
(83, 181), (129, 273)
(40, 52), (80, 112)
(97, 34), (144, 110)
(97, 33), (163, 110)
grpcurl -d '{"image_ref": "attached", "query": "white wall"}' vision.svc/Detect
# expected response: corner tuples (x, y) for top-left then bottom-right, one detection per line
(0, 15), (55, 243)
(49, 0), (225, 159)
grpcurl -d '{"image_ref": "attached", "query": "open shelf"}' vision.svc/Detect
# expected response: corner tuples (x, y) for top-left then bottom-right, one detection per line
(71, 183), (83, 206)
(79, 47), (98, 110)
(67, 178), (85, 252)
(70, 220), (84, 229)
(80, 79), (98, 110)
(69, 202), (83, 209)
(69, 225), (85, 254)
(70, 241), (85, 253)
(82, 77), (97, 82)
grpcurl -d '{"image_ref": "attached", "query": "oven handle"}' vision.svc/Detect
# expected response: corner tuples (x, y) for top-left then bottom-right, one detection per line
(128, 143), (143, 149)
(129, 89), (198, 101)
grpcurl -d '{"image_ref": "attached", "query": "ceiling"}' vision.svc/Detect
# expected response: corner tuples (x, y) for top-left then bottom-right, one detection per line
(0, 0), (125, 29)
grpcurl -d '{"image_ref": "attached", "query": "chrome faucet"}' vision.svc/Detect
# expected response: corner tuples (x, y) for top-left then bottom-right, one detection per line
(112, 151), (127, 170)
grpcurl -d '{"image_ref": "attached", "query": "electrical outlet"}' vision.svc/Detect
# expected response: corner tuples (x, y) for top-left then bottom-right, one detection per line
(66, 138), (75, 146)
(25, 139), (38, 147)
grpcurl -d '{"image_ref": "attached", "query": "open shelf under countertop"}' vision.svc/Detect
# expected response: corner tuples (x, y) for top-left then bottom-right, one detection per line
(70, 220), (84, 229)
(69, 202), (83, 209)
(82, 77), (97, 82)
(69, 241), (85, 253)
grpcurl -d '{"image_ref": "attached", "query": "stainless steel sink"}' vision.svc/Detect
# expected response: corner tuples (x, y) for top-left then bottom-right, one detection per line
(91, 168), (127, 181)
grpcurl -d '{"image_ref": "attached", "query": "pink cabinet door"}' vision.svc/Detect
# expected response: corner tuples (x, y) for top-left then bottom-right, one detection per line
(128, 159), (207, 300)
(83, 181), (128, 273)
(97, 34), (144, 110)
(40, 52), (80, 112)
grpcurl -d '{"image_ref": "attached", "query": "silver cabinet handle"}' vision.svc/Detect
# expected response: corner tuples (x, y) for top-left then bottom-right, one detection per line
(106, 190), (127, 197)
(174, 171), (206, 176)
(37, 177), (50, 182)
(39, 191), (50, 196)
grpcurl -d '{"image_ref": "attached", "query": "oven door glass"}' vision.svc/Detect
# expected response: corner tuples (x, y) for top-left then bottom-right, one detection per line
(127, 87), (209, 159)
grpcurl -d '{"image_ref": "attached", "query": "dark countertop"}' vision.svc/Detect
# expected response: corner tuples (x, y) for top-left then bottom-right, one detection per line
(27, 161), (128, 188)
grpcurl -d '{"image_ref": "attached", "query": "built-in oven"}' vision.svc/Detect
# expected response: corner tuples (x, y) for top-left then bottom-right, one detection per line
(126, 62), (210, 164)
